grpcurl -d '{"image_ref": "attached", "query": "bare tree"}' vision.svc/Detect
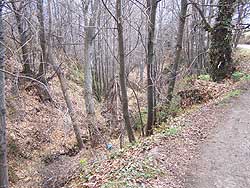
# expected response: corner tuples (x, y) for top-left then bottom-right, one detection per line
(82, 0), (100, 146)
(10, 0), (32, 75)
(47, 0), (84, 150)
(233, 0), (250, 48)
(36, 0), (47, 81)
(167, 0), (188, 102)
(145, 0), (158, 136)
(116, 0), (135, 142)
(0, 0), (9, 187)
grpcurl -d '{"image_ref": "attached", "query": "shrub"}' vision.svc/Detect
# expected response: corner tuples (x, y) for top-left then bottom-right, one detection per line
(198, 74), (211, 81)
(232, 71), (250, 82)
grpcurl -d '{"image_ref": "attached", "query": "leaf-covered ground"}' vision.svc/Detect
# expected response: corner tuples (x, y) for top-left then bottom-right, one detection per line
(66, 47), (250, 188)
(6, 47), (250, 188)
(66, 83), (250, 188)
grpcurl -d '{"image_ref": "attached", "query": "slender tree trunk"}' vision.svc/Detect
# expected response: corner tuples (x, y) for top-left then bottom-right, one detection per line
(0, 1), (9, 187)
(83, 0), (96, 116)
(167, 0), (188, 102)
(206, 0), (214, 50)
(233, 1), (244, 48)
(116, 0), (135, 143)
(83, 23), (98, 145)
(10, 1), (32, 75)
(47, 0), (84, 150)
(209, 0), (236, 81)
(145, 0), (158, 136)
(139, 61), (144, 83)
(36, 0), (47, 81)
(82, 0), (101, 146)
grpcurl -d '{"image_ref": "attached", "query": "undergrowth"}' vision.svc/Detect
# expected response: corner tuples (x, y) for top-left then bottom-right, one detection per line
(224, 89), (241, 99)
(78, 135), (168, 187)
(232, 71), (250, 82)
(198, 74), (211, 81)
(67, 62), (84, 85)
(100, 156), (161, 188)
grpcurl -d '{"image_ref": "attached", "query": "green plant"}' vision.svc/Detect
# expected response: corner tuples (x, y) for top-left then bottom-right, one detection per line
(80, 158), (87, 166)
(79, 158), (92, 182)
(101, 182), (127, 188)
(162, 126), (181, 136)
(231, 71), (250, 82)
(156, 98), (182, 123)
(198, 74), (211, 81)
(224, 89), (241, 99)
(242, 74), (250, 81)
(232, 71), (245, 81)
(101, 157), (162, 188)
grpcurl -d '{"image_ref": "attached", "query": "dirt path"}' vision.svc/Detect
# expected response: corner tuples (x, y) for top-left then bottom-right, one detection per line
(185, 90), (250, 188)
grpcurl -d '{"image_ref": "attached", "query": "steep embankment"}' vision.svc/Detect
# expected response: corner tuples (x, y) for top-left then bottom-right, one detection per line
(5, 59), (88, 188)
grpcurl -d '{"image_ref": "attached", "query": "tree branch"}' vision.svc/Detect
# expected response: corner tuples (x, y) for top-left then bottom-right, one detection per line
(189, 0), (212, 32)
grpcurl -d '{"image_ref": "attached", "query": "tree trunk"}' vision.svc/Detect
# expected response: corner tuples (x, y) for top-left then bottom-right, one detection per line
(145, 0), (158, 136)
(0, 1), (9, 187)
(82, 0), (100, 146)
(10, 1), (32, 75)
(209, 0), (236, 81)
(47, 0), (84, 150)
(116, 0), (135, 143)
(36, 0), (47, 81)
(167, 0), (188, 102)
(233, 1), (244, 48)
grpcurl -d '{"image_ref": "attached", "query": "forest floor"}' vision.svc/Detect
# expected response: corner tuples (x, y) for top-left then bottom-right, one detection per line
(65, 46), (250, 187)
(74, 46), (250, 188)
(7, 46), (250, 188)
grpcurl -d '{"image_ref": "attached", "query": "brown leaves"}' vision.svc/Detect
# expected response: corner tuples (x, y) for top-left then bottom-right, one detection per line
(178, 80), (230, 108)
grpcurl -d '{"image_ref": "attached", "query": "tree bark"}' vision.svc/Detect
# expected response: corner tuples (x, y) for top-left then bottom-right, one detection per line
(82, 0), (101, 146)
(233, 1), (245, 48)
(116, 0), (135, 143)
(145, 0), (158, 136)
(10, 0), (32, 75)
(209, 0), (236, 81)
(36, 0), (47, 80)
(0, 1), (9, 187)
(167, 0), (188, 102)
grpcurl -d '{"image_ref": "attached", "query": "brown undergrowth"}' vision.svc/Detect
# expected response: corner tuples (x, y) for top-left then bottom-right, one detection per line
(5, 47), (250, 188)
